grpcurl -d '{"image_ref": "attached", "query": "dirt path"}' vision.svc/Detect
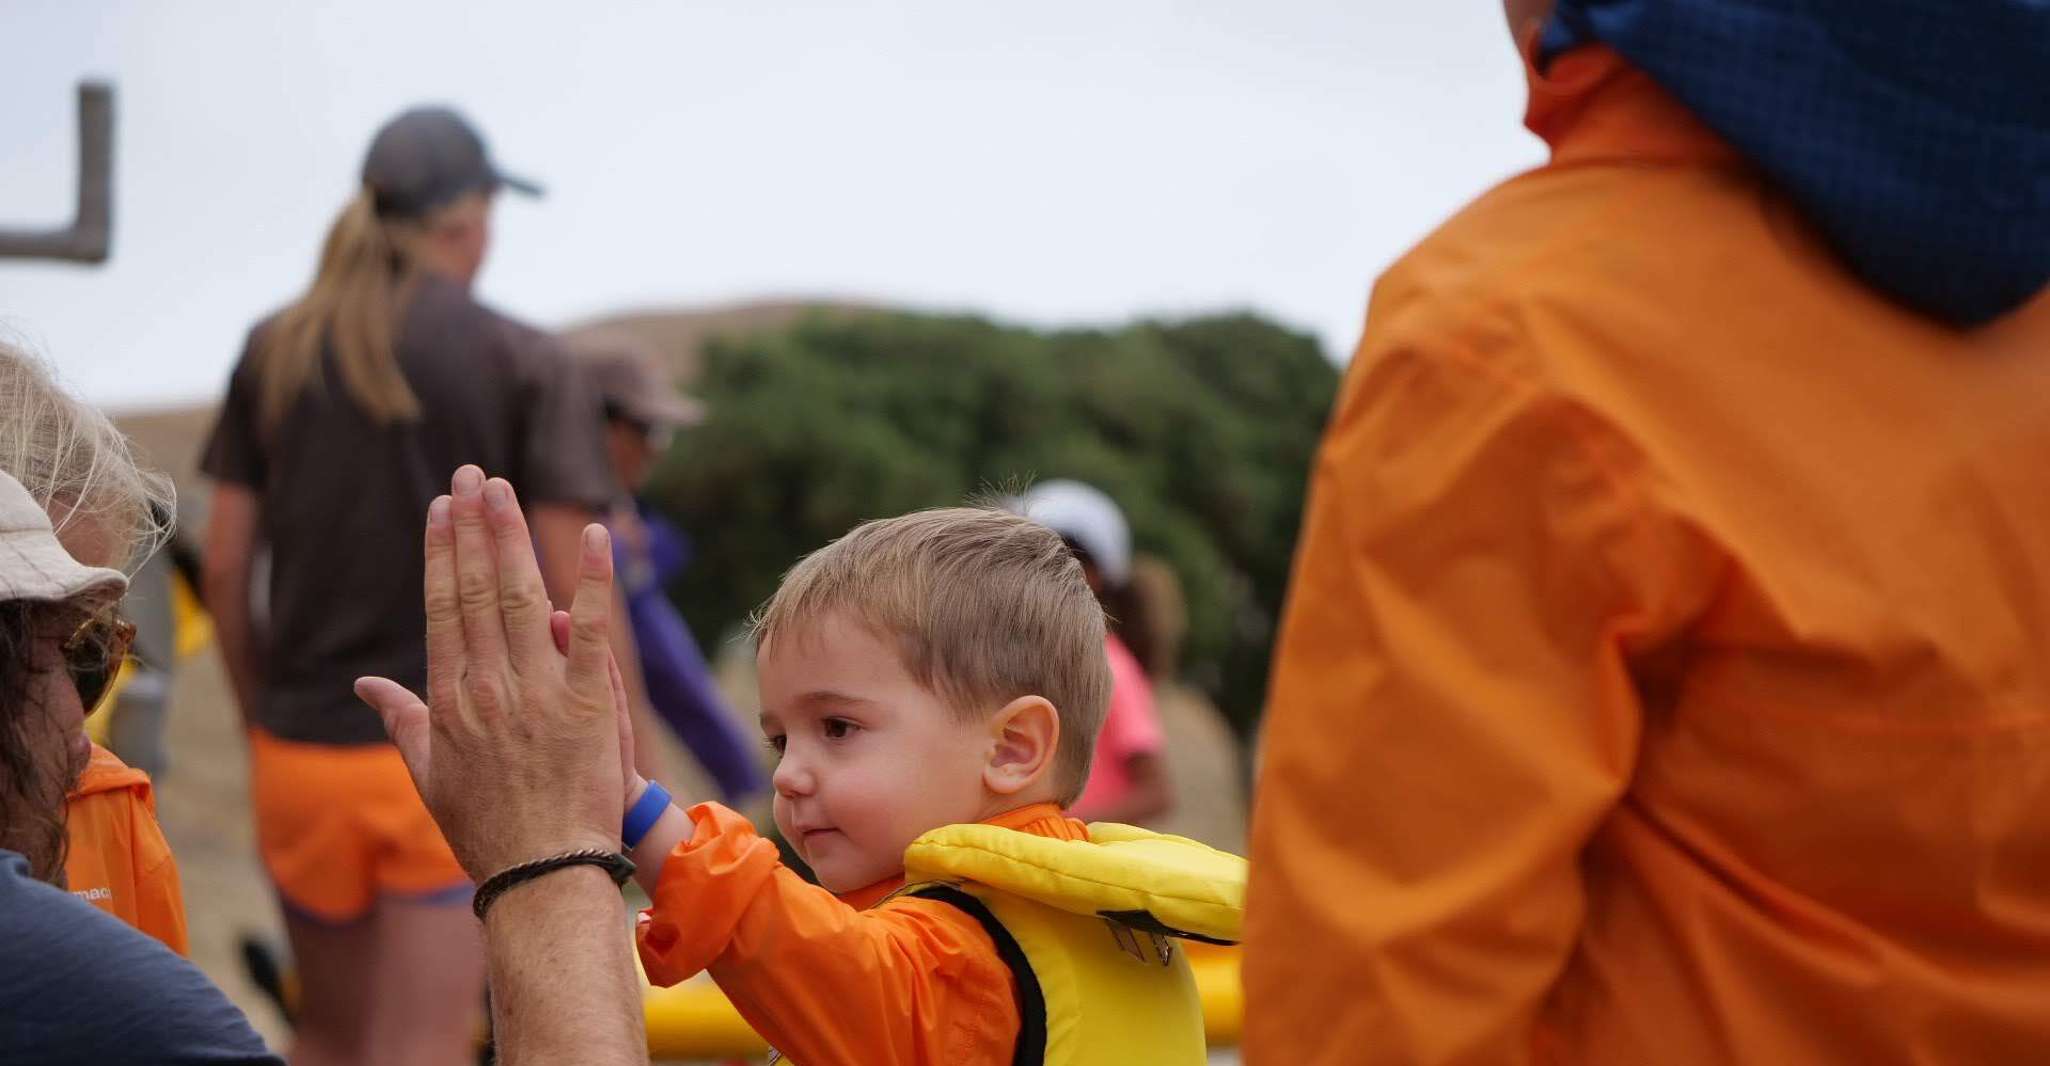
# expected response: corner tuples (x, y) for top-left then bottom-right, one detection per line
(152, 651), (291, 1048)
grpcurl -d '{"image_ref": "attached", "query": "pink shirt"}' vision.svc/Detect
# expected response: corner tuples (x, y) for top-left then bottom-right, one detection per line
(1072, 634), (1164, 816)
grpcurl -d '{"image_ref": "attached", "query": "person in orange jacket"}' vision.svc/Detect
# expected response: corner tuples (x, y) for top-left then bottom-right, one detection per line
(66, 742), (189, 956)
(618, 505), (1220, 1064)
(1245, 1), (2050, 1063)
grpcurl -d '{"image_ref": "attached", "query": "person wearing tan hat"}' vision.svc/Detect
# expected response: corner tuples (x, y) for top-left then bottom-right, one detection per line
(580, 339), (705, 493)
(580, 343), (767, 805)
(2, 343), (645, 1064)
(0, 346), (279, 1065)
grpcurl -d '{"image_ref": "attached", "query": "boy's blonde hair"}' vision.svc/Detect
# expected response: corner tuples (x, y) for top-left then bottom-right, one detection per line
(752, 507), (1112, 805)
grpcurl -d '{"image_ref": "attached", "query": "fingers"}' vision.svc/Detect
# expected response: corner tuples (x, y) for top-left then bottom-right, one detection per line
(565, 524), (614, 704)
(553, 609), (632, 771)
(607, 652), (629, 715)
(550, 609), (571, 656)
(481, 477), (556, 674)
(448, 466), (511, 700)
(608, 650), (635, 757)
(609, 650), (642, 800)
(355, 676), (431, 792)
(421, 495), (464, 711)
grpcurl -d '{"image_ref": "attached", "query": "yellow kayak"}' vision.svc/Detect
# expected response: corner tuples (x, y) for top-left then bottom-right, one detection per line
(641, 941), (1242, 1058)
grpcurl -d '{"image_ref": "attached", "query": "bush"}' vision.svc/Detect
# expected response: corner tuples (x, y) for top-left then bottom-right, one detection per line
(644, 309), (1338, 735)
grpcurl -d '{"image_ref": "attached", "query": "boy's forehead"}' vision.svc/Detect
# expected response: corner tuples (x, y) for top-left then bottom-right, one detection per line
(757, 611), (972, 715)
(760, 609), (897, 661)
(759, 612), (903, 683)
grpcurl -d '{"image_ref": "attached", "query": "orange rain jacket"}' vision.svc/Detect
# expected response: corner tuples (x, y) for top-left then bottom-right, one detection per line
(1244, 43), (2050, 1065)
(64, 744), (189, 956)
(638, 802), (1088, 1065)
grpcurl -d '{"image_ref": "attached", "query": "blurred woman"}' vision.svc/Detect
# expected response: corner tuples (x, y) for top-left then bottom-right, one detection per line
(0, 344), (278, 1064)
(199, 107), (622, 1066)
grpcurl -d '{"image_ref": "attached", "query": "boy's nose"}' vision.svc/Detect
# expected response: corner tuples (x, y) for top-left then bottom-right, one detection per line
(772, 753), (814, 798)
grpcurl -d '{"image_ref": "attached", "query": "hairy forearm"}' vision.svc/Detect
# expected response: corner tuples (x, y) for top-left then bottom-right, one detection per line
(485, 866), (645, 1065)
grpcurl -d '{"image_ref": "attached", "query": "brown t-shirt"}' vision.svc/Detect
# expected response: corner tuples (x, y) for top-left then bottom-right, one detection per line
(201, 275), (616, 745)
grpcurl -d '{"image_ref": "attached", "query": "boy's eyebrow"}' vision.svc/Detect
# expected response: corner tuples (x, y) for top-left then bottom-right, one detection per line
(758, 691), (877, 731)
(795, 690), (879, 711)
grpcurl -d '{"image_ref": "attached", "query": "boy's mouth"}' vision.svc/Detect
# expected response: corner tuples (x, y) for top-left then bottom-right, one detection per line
(799, 827), (841, 847)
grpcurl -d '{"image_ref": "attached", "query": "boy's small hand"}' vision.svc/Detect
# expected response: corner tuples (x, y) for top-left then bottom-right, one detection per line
(551, 608), (691, 890)
(549, 606), (645, 806)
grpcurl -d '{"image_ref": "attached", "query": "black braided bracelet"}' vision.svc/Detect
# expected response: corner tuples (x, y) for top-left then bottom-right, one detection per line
(472, 848), (636, 921)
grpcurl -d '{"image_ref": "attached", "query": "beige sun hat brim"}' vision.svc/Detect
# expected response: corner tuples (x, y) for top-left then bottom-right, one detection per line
(0, 472), (128, 607)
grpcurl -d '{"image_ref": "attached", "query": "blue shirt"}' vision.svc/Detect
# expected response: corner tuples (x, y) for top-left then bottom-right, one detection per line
(0, 850), (280, 1065)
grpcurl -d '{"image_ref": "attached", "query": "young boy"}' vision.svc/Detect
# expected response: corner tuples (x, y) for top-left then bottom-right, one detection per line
(621, 507), (1244, 1065)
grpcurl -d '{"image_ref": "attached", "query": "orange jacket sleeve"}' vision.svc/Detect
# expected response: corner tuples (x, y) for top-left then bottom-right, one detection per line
(638, 803), (1019, 1066)
(123, 770), (189, 957)
(129, 827), (189, 957)
(1244, 316), (1714, 1064)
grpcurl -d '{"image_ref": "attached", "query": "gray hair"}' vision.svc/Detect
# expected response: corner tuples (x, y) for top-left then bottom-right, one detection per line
(0, 339), (175, 883)
(0, 339), (175, 573)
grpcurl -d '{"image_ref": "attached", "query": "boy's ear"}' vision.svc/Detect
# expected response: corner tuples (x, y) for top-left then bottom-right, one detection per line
(984, 695), (1061, 797)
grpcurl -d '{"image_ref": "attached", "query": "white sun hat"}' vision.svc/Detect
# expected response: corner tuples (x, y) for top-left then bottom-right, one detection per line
(0, 470), (127, 607)
(1016, 479), (1132, 587)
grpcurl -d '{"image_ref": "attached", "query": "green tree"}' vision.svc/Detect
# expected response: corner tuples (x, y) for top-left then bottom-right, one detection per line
(645, 309), (1338, 735)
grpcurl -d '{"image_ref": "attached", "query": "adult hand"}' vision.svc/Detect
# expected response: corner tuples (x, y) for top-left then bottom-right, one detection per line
(355, 465), (626, 880)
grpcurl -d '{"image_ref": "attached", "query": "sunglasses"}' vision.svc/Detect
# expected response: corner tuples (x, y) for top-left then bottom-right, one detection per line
(61, 614), (135, 714)
(605, 406), (676, 453)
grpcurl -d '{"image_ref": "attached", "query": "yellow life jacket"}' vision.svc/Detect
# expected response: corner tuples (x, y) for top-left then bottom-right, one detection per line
(898, 821), (1246, 1066)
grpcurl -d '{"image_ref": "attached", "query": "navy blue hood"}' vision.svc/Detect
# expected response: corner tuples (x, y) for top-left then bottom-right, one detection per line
(1544, 0), (2050, 326)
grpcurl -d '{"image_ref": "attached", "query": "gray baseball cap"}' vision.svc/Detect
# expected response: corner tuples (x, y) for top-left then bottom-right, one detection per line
(361, 106), (542, 220)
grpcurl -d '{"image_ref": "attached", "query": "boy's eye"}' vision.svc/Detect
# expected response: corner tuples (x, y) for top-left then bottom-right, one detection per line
(763, 734), (787, 756)
(822, 718), (856, 740)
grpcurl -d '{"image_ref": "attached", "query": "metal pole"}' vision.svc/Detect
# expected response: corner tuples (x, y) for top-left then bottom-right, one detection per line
(0, 81), (115, 263)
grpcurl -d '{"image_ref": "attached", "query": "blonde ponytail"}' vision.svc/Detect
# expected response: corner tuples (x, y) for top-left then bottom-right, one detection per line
(255, 189), (421, 432)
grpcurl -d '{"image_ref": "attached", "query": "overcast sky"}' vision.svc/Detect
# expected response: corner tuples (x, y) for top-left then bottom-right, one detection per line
(1, 1), (1541, 411)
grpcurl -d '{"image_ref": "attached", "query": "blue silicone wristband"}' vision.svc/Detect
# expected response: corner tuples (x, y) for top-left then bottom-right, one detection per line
(622, 780), (672, 851)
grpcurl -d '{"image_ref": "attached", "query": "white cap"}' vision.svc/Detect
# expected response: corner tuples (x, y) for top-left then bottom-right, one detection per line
(0, 471), (127, 607)
(1016, 479), (1131, 587)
